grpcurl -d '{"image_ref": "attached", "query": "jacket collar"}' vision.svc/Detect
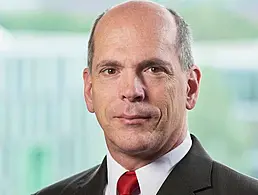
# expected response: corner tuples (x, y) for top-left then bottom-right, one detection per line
(157, 134), (213, 195)
(74, 157), (107, 195)
(75, 134), (213, 195)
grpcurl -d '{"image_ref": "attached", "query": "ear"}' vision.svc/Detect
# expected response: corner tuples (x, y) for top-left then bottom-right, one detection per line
(186, 65), (201, 110)
(83, 68), (94, 113)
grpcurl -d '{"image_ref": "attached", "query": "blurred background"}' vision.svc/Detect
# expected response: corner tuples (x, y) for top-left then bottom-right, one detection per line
(0, 0), (258, 194)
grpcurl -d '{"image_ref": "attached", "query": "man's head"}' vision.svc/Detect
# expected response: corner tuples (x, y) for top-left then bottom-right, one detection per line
(83, 1), (201, 168)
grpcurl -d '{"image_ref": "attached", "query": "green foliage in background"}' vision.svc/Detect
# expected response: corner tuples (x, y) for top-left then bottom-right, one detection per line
(0, 12), (94, 32)
(189, 66), (253, 174)
(179, 6), (258, 40)
(1, 4), (258, 40)
(26, 146), (52, 193)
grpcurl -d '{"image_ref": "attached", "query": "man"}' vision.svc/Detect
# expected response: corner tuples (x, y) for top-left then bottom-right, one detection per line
(33, 1), (258, 195)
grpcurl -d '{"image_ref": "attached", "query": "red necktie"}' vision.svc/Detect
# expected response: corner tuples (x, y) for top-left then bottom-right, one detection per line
(117, 171), (140, 195)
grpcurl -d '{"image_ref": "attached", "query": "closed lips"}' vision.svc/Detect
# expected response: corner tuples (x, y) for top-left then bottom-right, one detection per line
(116, 114), (151, 119)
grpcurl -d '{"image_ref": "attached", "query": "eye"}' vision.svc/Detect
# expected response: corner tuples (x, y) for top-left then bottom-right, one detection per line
(102, 68), (117, 75)
(146, 66), (165, 74)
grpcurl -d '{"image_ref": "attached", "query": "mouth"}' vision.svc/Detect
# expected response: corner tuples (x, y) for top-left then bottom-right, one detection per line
(115, 114), (151, 125)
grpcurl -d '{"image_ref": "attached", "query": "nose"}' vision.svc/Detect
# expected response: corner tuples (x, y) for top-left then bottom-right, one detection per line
(119, 72), (145, 102)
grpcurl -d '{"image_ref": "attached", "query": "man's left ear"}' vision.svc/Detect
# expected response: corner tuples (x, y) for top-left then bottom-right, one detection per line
(186, 65), (201, 110)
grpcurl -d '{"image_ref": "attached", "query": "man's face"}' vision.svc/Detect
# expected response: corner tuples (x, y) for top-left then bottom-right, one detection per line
(83, 7), (200, 159)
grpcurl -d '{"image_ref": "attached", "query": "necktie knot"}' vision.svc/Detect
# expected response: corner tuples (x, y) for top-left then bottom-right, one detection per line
(117, 171), (140, 195)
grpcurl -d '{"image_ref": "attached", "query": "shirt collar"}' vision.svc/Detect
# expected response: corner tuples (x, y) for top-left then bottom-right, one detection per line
(106, 151), (127, 195)
(106, 131), (192, 195)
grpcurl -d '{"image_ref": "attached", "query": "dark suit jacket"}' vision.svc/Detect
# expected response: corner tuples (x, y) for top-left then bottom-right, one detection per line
(33, 135), (258, 195)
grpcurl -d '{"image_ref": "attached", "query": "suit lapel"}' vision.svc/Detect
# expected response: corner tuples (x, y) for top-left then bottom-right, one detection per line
(157, 135), (213, 195)
(75, 157), (108, 195)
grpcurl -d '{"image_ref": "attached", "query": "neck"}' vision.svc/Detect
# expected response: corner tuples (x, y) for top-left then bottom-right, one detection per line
(107, 129), (188, 171)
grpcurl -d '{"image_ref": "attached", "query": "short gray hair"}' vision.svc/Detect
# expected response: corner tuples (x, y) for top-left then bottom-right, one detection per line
(87, 8), (194, 72)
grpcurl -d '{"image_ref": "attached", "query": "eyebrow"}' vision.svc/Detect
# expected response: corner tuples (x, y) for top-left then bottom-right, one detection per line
(95, 60), (122, 71)
(137, 58), (172, 69)
(95, 58), (173, 71)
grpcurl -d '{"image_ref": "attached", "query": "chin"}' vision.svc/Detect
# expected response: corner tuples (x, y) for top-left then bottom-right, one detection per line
(104, 124), (163, 155)
(114, 134), (159, 156)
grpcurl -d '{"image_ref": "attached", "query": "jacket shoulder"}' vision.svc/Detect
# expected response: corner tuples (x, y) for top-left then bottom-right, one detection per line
(32, 165), (100, 195)
(212, 161), (258, 194)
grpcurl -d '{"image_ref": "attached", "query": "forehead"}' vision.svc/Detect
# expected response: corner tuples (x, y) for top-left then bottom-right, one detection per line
(92, 6), (178, 67)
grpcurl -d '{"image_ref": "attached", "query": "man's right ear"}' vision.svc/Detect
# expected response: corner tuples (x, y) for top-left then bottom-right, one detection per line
(83, 68), (95, 113)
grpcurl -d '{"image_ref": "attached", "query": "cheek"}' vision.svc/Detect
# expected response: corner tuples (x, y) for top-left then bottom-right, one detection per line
(167, 81), (187, 122)
(92, 82), (117, 116)
(93, 80), (117, 99)
(92, 79), (122, 122)
(157, 79), (186, 115)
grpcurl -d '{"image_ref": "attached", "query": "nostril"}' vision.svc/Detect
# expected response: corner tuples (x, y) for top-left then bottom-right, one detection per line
(134, 95), (144, 102)
(122, 94), (144, 102)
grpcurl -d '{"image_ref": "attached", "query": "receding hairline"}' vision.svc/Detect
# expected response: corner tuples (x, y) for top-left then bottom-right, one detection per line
(93, 2), (176, 39)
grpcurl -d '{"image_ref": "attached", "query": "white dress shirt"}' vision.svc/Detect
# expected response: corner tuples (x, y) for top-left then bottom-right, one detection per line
(104, 131), (192, 195)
